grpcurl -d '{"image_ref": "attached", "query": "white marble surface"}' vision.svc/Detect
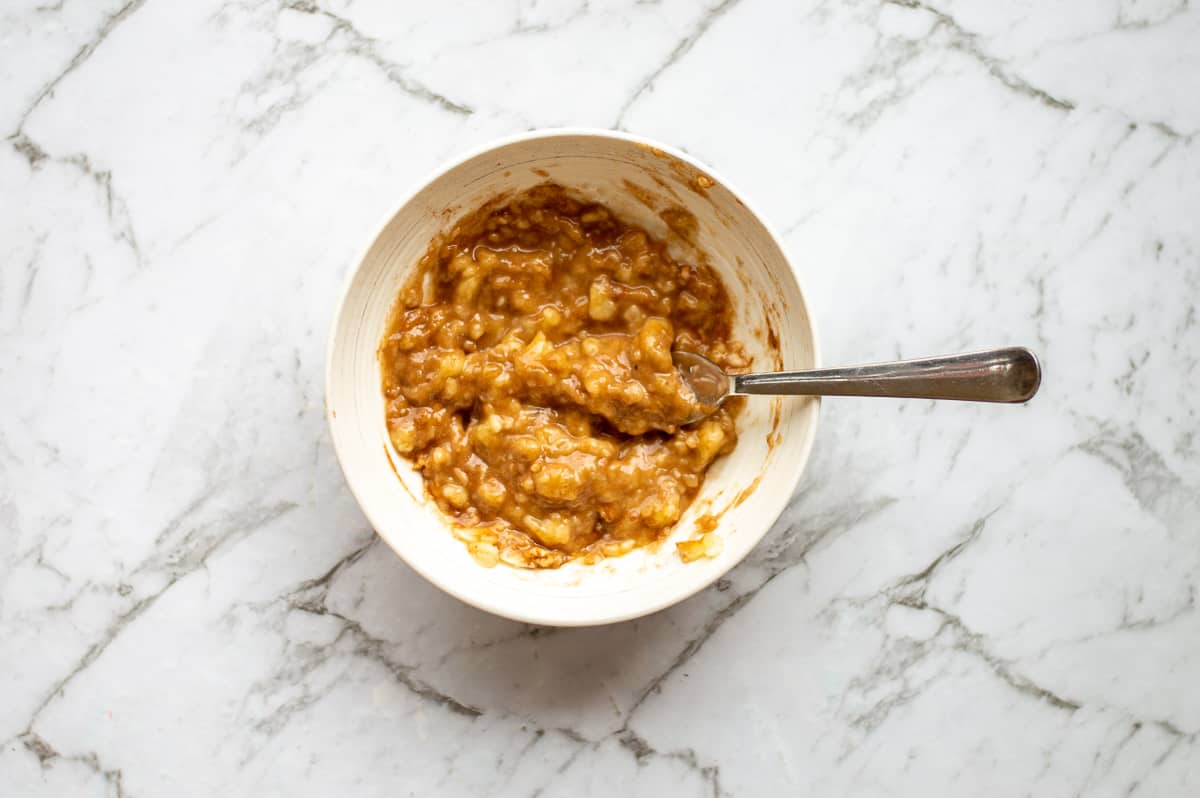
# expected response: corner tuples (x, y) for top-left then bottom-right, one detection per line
(2, 0), (1199, 794)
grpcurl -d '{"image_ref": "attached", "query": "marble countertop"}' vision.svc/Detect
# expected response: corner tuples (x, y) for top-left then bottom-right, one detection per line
(3, 0), (1199, 795)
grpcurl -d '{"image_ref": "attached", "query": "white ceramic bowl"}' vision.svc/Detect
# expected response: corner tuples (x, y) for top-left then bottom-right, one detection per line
(326, 129), (819, 626)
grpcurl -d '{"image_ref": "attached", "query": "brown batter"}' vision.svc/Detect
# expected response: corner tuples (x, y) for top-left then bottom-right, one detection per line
(379, 184), (745, 568)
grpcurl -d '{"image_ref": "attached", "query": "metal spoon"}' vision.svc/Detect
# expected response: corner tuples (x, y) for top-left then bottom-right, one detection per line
(673, 346), (1042, 422)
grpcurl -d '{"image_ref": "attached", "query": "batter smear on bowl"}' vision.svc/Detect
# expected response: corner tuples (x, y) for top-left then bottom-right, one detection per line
(379, 184), (746, 568)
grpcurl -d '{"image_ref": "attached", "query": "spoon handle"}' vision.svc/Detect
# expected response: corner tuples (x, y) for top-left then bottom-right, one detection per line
(733, 347), (1041, 403)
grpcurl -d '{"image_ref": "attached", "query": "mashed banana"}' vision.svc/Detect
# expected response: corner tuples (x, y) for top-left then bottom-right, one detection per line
(379, 184), (745, 568)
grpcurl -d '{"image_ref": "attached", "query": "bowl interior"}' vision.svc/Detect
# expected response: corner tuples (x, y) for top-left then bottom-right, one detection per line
(327, 131), (818, 625)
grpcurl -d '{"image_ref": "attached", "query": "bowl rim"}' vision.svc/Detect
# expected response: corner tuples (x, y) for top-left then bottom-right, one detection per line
(325, 127), (822, 625)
